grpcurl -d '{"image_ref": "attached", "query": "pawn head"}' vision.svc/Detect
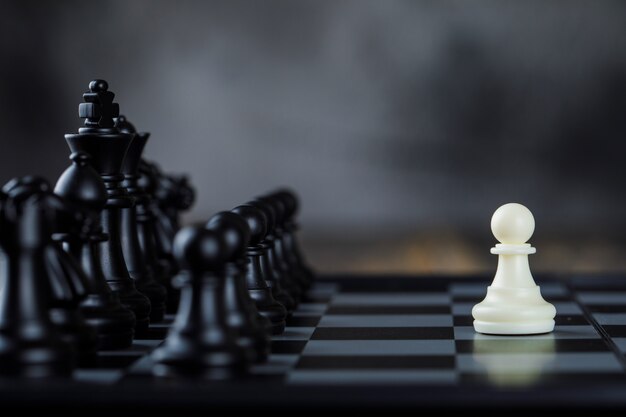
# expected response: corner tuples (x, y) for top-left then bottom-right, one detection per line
(259, 195), (285, 226)
(205, 211), (251, 261)
(173, 226), (228, 272)
(272, 189), (299, 219)
(246, 199), (276, 234)
(231, 204), (267, 246)
(491, 203), (535, 244)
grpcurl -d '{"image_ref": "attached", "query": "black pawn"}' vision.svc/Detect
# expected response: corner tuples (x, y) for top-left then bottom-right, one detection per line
(246, 200), (296, 314)
(206, 212), (271, 363)
(117, 116), (167, 322)
(151, 226), (248, 379)
(4, 177), (97, 366)
(55, 152), (136, 350)
(258, 195), (306, 301)
(0, 185), (73, 377)
(138, 159), (179, 313)
(231, 204), (287, 335)
(272, 189), (315, 289)
(64, 80), (151, 332)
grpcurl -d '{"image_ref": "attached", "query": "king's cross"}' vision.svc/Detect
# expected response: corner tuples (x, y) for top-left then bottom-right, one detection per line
(78, 80), (120, 128)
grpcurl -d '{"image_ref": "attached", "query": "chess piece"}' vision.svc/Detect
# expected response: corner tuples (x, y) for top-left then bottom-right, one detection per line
(231, 204), (287, 335)
(271, 189), (315, 290)
(141, 159), (195, 314)
(64, 80), (151, 332)
(117, 116), (167, 322)
(206, 212), (271, 363)
(151, 226), (249, 379)
(4, 177), (98, 366)
(257, 196), (304, 303)
(47, 207), (99, 365)
(0, 183), (73, 377)
(55, 152), (136, 349)
(262, 193), (310, 297)
(150, 163), (195, 261)
(245, 200), (296, 314)
(472, 203), (556, 335)
(139, 159), (179, 313)
(153, 172), (195, 241)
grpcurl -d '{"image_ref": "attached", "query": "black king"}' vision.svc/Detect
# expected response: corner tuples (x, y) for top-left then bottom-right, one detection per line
(64, 80), (152, 332)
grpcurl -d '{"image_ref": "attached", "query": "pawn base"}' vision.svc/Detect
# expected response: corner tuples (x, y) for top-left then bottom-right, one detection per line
(472, 286), (556, 335)
(473, 320), (555, 335)
(116, 288), (151, 334)
(248, 288), (287, 335)
(255, 312), (273, 335)
(270, 285), (295, 315)
(136, 281), (167, 323)
(81, 293), (137, 350)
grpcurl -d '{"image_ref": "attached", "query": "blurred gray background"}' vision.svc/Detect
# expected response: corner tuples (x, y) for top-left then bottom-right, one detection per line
(1, 0), (626, 273)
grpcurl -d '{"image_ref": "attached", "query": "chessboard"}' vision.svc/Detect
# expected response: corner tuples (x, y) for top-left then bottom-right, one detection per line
(4, 274), (626, 413)
(2, 79), (626, 415)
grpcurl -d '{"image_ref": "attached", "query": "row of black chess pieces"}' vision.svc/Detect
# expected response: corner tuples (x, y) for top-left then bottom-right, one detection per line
(153, 191), (313, 379)
(0, 79), (314, 378)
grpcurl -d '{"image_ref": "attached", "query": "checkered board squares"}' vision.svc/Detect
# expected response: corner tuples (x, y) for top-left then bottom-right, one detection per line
(74, 337), (165, 384)
(222, 284), (338, 379)
(581, 290), (626, 357)
(288, 281), (626, 386)
(167, 285), (331, 380)
(71, 278), (626, 388)
(452, 282), (625, 384)
(288, 290), (457, 385)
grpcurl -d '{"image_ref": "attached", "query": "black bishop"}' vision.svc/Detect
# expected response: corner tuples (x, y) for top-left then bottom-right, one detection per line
(55, 152), (137, 349)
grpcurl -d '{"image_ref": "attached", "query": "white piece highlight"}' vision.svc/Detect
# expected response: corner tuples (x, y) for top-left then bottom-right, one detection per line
(472, 203), (556, 335)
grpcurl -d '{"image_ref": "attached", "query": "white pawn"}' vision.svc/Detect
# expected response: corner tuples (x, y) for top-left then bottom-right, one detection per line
(472, 203), (556, 335)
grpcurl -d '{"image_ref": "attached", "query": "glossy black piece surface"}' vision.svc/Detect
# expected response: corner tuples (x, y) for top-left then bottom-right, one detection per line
(4, 177), (98, 366)
(271, 189), (315, 291)
(232, 204), (287, 335)
(117, 116), (167, 323)
(0, 179), (74, 377)
(151, 226), (248, 379)
(246, 199), (296, 314)
(206, 212), (271, 363)
(64, 80), (151, 333)
(55, 152), (136, 350)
